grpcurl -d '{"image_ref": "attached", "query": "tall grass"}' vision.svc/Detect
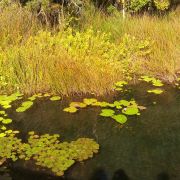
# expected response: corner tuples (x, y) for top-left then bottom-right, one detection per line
(0, 2), (179, 95)
(79, 6), (180, 82)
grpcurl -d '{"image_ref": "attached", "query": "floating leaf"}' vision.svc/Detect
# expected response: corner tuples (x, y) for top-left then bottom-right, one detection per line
(152, 79), (163, 87)
(119, 100), (130, 106)
(44, 93), (51, 97)
(112, 114), (127, 124)
(0, 133), (6, 138)
(122, 107), (139, 115)
(147, 89), (163, 94)
(83, 98), (97, 105)
(2, 118), (12, 124)
(100, 109), (115, 117)
(114, 87), (123, 91)
(1, 126), (6, 130)
(139, 76), (154, 82)
(50, 96), (61, 101)
(28, 95), (37, 101)
(63, 107), (78, 113)
(5, 130), (13, 134)
(16, 101), (33, 112)
(0, 111), (5, 115)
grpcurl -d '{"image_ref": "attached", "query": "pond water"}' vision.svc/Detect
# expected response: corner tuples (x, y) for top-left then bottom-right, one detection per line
(1, 83), (180, 180)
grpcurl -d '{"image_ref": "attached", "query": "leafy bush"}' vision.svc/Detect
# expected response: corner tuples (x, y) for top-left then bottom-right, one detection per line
(154, 0), (170, 10)
(129, 0), (150, 12)
(0, 27), (151, 94)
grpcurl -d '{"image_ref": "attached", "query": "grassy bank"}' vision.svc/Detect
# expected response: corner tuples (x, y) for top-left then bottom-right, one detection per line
(0, 3), (179, 95)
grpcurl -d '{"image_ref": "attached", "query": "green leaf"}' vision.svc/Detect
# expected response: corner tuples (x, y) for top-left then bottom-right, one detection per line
(0, 133), (6, 138)
(83, 98), (97, 105)
(63, 107), (78, 113)
(112, 114), (127, 124)
(122, 107), (139, 115)
(16, 101), (33, 112)
(147, 89), (163, 94)
(100, 109), (115, 117)
(2, 118), (12, 124)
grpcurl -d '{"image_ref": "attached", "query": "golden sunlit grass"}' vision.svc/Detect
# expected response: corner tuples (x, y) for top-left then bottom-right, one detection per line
(0, 2), (179, 95)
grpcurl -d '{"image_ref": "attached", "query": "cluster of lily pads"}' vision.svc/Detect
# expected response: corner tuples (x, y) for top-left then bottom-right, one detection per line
(139, 76), (164, 94)
(0, 92), (99, 176)
(0, 131), (99, 176)
(64, 98), (146, 124)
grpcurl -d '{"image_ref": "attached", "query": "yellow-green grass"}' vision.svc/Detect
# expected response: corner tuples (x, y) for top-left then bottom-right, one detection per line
(0, 3), (179, 95)
(80, 6), (180, 82)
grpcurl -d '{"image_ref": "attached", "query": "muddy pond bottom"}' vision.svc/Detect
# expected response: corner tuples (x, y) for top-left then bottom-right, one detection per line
(1, 84), (180, 180)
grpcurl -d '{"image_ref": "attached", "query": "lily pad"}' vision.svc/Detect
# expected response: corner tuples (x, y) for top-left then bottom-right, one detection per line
(100, 109), (115, 117)
(0, 133), (6, 138)
(119, 100), (130, 107)
(0, 111), (6, 115)
(122, 107), (139, 115)
(2, 118), (12, 124)
(83, 98), (97, 105)
(63, 107), (78, 113)
(1, 126), (6, 130)
(152, 79), (163, 87)
(50, 96), (61, 101)
(112, 114), (127, 124)
(16, 101), (33, 112)
(147, 89), (163, 94)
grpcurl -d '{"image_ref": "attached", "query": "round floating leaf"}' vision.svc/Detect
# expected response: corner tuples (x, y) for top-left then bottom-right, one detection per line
(0, 117), (4, 121)
(16, 101), (33, 112)
(2, 118), (12, 124)
(44, 93), (51, 97)
(119, 100), (130, 107)
(100, 109), (115, 117)
(122, 107), (139, 115)
(0, 133), (6, 138)
(152, 80), (163, 87)
(114, 87), (123, 91)
(28, 95), (37, 101)
(83, 98), (97, 105)
(63, 107), (78, 113)
(1, 126), (6, 130)
(147, 89), (163, 94)
(0, 111), (5, 115)
(112, 114), (127, 124)
(5, 130), (13, 134)
(50, 96), (61, 101)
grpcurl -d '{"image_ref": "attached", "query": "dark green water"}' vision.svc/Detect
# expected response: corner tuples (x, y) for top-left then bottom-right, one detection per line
(1, 83), (180, 180)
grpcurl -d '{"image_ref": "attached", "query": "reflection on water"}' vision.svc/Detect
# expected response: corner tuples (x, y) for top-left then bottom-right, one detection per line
(3, 83), (180, 180)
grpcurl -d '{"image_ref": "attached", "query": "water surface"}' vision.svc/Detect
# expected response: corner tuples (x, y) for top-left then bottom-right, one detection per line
(1, 83), (180, 180)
